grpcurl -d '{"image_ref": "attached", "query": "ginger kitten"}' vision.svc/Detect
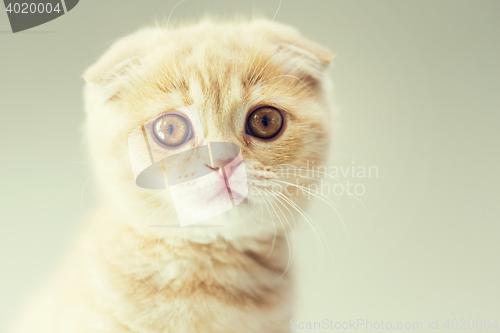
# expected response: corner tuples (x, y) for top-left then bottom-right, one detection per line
(11, 18), (334, 333)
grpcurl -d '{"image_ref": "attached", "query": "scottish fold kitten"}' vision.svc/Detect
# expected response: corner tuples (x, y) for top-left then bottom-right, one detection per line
(11, 17), (334, 333)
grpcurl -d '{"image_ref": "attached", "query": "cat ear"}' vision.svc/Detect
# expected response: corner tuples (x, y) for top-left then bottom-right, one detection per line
(272, 35), (334, 67)
(82, 28), (165, 100)
(288, 38), (335, 66)
(264, 23), (335, 78)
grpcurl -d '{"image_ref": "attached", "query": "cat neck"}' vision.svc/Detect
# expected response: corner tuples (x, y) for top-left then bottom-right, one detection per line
(84, 207), (293, 295)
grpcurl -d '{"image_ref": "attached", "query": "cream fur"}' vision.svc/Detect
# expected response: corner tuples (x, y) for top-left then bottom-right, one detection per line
(10, 18), (334, 333)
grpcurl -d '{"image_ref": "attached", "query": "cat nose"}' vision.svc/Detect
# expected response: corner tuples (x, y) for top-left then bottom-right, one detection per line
(215, 158), (235, 180)
(206, 158), (238, 180)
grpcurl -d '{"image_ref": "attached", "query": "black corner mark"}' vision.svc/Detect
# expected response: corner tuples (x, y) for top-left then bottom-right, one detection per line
(3, 0), (79, 33)
(64, 0), (77, 11)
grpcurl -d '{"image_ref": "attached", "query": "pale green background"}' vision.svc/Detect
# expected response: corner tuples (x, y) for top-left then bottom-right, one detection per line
(1, 1), (499, 332)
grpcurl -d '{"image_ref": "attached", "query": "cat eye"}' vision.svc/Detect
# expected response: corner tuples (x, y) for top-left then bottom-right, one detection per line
(152, 114), (191, 147)
(246, 106), (283, 139)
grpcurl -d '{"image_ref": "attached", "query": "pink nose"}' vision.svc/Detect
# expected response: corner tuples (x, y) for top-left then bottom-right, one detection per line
(206, 158), (238, 180)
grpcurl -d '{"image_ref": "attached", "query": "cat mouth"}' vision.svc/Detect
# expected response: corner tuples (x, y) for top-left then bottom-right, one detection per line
(210, 184), (237, 201)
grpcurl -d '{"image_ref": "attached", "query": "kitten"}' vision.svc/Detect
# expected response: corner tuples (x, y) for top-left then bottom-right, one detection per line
(11, 17), (334, 333)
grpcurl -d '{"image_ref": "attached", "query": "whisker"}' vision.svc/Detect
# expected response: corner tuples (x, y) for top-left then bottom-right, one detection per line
(274, 190), (336, 267)
(166, 0), (187, 32)
(266, 190), (297, 284)
(272, 179), (348, 235)
(272, 190), (324, 263)
(261, 193), (278, 260)
(248, 0), (283, 74)
(252, 39), (304, 83)
(276, 168), (355, 206)
(265, 190), (293, 269)
(272, 189), (337, 293)
(277, 168), (372, 227)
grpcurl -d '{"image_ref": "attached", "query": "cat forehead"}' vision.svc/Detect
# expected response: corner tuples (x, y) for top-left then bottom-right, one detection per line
(88, 20), (333, 128)
(145, 35), (283, 91)
(125, 38), (320, 118)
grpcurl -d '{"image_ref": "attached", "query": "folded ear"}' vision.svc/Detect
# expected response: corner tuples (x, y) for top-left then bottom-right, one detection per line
(82, 28), (166, 100)
(263, 22), (335, 78)
(269, 33), (334, 66)
(287, 38), (335, 66)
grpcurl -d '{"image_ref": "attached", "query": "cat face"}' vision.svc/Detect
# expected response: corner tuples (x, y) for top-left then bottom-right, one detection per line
(83, 19), (334, 242)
